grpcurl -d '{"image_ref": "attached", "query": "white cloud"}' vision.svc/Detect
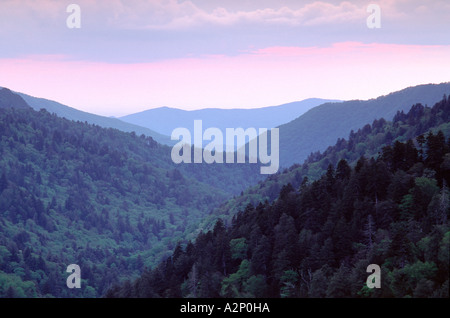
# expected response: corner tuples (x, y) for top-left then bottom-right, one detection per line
(1, 0), (448, 33)
(1, 0), (448, 62)
(0, 0), (405, 31)
(124, 1), (366, 29)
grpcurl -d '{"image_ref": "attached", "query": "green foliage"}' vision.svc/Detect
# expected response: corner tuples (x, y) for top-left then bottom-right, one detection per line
(108, 126), (449, 298)
(278, 83), (450, 167)
(0, 106), (262, 297)
(205, 93), (450, 227)
(3, 88), (449, 298)
(389, 261), (438, 297)
(0, 271), (37, 298)
(280, 270), (299, 298)
(243, 274), (268, 298)
(220, 260), (251, 298)
(229, 238), (248, 261)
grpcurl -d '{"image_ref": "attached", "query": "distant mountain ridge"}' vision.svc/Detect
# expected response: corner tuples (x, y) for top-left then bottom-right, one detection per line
(199, 87), (450, 233)
(277, 82), (450, 167)
(119, 98), (341, 145)
(106, 92), (450, 299)
(0, 87), (174, 146)
(0, 99), (263, 297)
(4, 83), (449, 168)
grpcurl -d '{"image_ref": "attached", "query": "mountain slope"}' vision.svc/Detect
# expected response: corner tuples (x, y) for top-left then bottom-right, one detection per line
(0, 107), (221, 297)
(207, 93), (450, 226)
(120, 98), (340, 144)
(0, 88), (31, 110)
(2, 88), (174, 146)
(278, 82), (450, 167)
(107, 95), (450, 298)
(0, 98), (263, 298)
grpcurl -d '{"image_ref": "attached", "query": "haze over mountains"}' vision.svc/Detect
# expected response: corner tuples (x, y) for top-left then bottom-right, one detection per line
(276, 82), (450, 167)
(107, 92), (450, 299)
(211, 90), (450, 227)
(1, 82), (449, 298)
(0, 87), (173, 146)
(0, 90), (263, 297)
(120, 98), (340, 141)
(3, 82), (450, 169)
(121, 82), (450, 167)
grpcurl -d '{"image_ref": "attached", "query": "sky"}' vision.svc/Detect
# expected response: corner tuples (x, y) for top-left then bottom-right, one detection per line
(0, 0), (449, 116)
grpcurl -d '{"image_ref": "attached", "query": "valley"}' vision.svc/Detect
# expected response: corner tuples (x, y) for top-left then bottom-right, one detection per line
(0, 84), (449, 298)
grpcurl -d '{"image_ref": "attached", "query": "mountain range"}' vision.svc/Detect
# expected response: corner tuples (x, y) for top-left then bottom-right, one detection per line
(6, 82), (449, 170)
(0, 82), (449, 299)
(119, 98), (340, 146)
(120, 82), (450, 168)
(0, 87), (173, 146)
(276, 82), (450, 167)
(106, 92), (450, 299)
(207, 89), (450, 228)
(0, 88), (263, 297)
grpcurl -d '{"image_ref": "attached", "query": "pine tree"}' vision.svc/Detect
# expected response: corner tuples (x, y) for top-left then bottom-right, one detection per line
(273, 213), (299, 275)
(336, 159), (351, 180)
(363, 214), (376, 251)
(425, 131), (446, 174)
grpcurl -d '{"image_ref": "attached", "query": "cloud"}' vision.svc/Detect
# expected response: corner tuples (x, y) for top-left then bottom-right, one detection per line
(248, 42), (448, 57)
(0, 0), (64, 32)
(4, 0), (448, 33)
(1, 0), (448, 63)
(110, 1), (366, 29)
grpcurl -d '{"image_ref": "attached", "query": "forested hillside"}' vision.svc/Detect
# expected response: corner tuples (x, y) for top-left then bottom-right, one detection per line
(1, 88), (449, 298)
(0, 101), (262, 297)
(278, 82), (450, 167)
(106, 95), (450, 298)
(107, 129), (449, 298)
(206, 94), (450, 226)
(10, 88), (174, 146)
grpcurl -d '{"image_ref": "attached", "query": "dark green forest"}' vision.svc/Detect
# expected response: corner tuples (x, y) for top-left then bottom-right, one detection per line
(205, 94), (450, 227)
(107, 130), (450, 298)
(0, 88), (449, 298)
(107, 95), (450, 298)
(0, 94), (262, 297)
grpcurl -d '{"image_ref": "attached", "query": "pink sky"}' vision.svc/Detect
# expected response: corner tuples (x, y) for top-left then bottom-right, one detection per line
(1, 1), (449, 116)
(1, 41), (449, 116)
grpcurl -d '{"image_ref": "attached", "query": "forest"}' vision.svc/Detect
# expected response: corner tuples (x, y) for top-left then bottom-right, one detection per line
(0, 91), (449, 298)
(204, 94), (450, 227)
(0, 102), (261, 297)
(106, 95), (450, 298)
(107, 130), (449, 298)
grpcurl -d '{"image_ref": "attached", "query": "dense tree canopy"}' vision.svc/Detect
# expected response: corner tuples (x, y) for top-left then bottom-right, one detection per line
(1, 92), (449, 298)
(107, 129), (449, 298)
(0, 106), (261, 297)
